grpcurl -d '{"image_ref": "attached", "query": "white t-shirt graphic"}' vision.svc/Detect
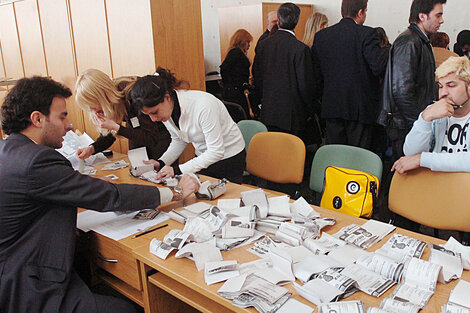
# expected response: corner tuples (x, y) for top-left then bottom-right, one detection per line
(441, 111), (470, 153)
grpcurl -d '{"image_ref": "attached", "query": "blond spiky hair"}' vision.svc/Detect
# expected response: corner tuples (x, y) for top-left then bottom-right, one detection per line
(436, 56), (470, 85)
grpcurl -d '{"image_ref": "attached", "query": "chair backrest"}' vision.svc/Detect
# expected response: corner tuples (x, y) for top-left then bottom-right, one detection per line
(237, 120), (268, 151)
(309, 144), (383, 193)
(223, 100), (247, 123)
(389, 168), (470, 232)
(246, 132), (305, 184)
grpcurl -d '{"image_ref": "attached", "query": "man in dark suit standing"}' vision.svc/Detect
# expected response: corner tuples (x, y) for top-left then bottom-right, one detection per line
(312, 0), (386, 149)
(0, 77), (199, 313)
(253, 2), (314, 137)
(254, 11), (279, 54)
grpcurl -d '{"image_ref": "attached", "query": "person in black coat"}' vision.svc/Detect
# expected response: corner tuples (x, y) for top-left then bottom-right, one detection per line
(220, 29), (253, 118)
(0, 76), (199, 313)
(312, 0), (386, 149)
(252, 3), (314, 138)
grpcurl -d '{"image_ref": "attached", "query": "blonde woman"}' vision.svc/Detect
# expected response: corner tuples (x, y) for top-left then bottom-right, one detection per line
(220, 29), (253, 117)
(302, 12), (328, 48)
(75, 69), (171, 160)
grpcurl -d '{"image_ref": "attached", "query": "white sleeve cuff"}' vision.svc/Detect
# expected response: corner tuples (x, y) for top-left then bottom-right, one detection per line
(158, 187), (173, 204)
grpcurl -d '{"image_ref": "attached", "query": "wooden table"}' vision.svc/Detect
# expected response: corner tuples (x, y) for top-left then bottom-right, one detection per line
(86, 155), (469, 313)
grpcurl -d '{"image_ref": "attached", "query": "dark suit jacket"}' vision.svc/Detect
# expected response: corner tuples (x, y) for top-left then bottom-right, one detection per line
(0, 133), (161, 313)
(252, 30), (314, 134)
(312, 18), (386, 124)
(254, 29), (269, 55)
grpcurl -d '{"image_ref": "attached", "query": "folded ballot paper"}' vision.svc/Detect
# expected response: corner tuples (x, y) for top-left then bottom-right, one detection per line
(294, 267), (356, 305)
(128, 147), (155, 178)
(318, 300), (366, 313)
(254, 246), (295, 285)
(443, 236), (470, 270)
(204, 260), (239, 285)
(441, 280), (470, 313)
(218, 274), (291, 313)
(333, 219), (396, 249)
(429, 244), (463, 283)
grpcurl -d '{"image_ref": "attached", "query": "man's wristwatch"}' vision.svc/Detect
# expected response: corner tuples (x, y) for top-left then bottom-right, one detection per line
(171, 186), (183, 201)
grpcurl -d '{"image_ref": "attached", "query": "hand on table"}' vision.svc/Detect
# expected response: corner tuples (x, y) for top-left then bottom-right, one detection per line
(391, 154), (421, 174)
(156, 165), (174, 180)
(178, 174), (200, 199)
(77, 146), (95, 159)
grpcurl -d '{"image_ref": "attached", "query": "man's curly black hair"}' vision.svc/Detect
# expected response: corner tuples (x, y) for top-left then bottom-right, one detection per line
(1, 76), (72, 135)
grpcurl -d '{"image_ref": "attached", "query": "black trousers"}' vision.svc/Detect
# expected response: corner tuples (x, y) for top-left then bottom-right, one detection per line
(385, 127), (410, 163)
(384, 126), (420, 232)
(325, 118), (372, 149)
(198, 149), (246, 184)
(94, 293), (137, 313)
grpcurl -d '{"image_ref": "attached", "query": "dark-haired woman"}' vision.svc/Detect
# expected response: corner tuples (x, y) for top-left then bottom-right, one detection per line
(130, 68), (246, 184)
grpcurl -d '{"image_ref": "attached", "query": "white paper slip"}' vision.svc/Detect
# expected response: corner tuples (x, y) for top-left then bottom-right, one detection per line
(333, 220), (395, 249)
(149, 238), (175, 260)
(205, 260), (239, 285)
(303, 232), (346, 255)
(255, 246), (295, 285)
(444, 237), (470, 270)
(185, 202), (212, 214)
(217, 198), (241, 211)
(449, 280), (470, 309)
(276, 298), (313, 313)
(341, 263), (395, 297)
(379, 298), (420, 313)
(318, 300), (366, 313)
(241, 189), (269, 218)
(267, 195), (291, 217)
(376, 233), (427, 263)
(218, 274), (248, 294)
(76, 210), (169, 240)
(293, 254), (342, 284)
(294, 279), (343, 306)
(429, 244), (463, 283)
(128, 147), (149, 167)
(328, 244), (368, 267)
(291, 197), (320, 218)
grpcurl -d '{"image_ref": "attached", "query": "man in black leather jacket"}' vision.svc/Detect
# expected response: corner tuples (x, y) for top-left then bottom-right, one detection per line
(378, 0), (446, 162)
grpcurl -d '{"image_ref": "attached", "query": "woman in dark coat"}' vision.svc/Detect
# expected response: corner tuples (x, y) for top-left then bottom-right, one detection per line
(220, 29), (253, 118)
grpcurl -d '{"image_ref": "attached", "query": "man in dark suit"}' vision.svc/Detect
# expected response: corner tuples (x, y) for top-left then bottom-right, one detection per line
(254, 10), (278, 54)
(312, 0), (386, 149)
(0, 77), (199, 313)
(253, 2), (314, 137)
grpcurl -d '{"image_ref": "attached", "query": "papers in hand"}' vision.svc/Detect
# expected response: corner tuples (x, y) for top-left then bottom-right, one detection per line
(128, 147), (154, 177)
(205, 260), (239, 285)
(333, 219), (396, 249)
(57, 130), (109, 171)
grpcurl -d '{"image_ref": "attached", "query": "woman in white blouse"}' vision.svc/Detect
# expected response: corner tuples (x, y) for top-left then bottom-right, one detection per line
(129, 67), (246, 183)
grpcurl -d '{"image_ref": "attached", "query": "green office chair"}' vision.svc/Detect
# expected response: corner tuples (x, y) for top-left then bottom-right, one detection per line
(237, 120), (268, 151)
(309, 144), (383, 193)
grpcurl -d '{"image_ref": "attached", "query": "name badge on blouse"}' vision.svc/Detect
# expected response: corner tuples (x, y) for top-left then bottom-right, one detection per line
(130, 117), (140, 128)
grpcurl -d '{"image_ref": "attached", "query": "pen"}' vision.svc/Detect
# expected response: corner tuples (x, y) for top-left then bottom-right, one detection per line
(132, 223), (168, 239)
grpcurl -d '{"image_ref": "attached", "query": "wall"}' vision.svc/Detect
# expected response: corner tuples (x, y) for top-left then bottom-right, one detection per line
(0, 0), (205, 157)
(201, 0), (469, 74)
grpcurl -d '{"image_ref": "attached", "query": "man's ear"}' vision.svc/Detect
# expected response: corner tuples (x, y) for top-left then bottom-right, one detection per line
(30, 111), (44, 127)
(418, 12), (427, 23)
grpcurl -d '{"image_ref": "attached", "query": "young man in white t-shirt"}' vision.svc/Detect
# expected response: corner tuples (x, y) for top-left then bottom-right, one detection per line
(392, 56), (470, 173)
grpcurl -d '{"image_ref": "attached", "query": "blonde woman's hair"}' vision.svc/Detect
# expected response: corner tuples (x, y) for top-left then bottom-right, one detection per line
(75, 69), (134, 134)
(302, 12), (328, 48)
(228, 29), (253, 54)
(436, 56), (470, 85)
